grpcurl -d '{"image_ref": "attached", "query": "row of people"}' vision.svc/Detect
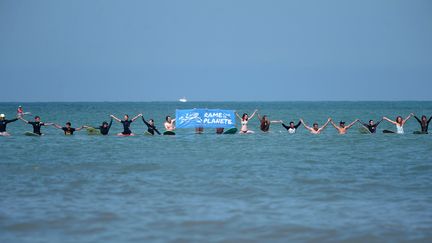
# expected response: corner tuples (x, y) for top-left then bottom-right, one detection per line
(0, 111), (431, 136)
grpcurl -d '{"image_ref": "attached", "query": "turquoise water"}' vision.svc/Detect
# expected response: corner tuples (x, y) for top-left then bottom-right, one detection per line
(1, 102), (432, 242)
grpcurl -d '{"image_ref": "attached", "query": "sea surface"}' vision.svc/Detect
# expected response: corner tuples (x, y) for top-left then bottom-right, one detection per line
(1, 102), (432, 243)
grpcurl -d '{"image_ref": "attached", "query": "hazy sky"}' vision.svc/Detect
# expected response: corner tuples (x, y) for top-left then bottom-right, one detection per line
(1, 0), (431, 102)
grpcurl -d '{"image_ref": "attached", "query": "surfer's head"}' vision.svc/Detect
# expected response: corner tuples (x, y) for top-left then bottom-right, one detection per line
(340, 121), (345, 128)
(369, 120), (374, 125)
(396, 116), (403, 124)
(34, 116), (40, 122)
(166, 116), (171, 122)
(242, 113), (248, 121)
(313, 123), (319, 130)
(102, 121), (108, 127)
(124, 114), (129, 120)
(0, 114), (4, 120)
(65, 122), (71, 128)
(149, 119), (154, 125)
(289, 121), (295, 128)
(421, 115), (427, 122)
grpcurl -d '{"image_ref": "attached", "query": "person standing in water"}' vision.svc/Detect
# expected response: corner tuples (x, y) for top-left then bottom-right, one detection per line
(358, 119), (383, 134)
(0, 114), (19, 136)
(329, 118), (359, 134)
(300, 118), (331, 134)
(413, 114), (431, 134)
(84, 118), (113, 135)
(164, 116), (176, 131)
(282, 120), (302, 134)
(111, 114), (142, 136)
(53, 122), (84, 135)
(383, 114), (413, 134)
(142, 116), (161, 135)
(235, 109), (258, 133)
(257, 114), (282, 132)
(19, 115), (54, 135)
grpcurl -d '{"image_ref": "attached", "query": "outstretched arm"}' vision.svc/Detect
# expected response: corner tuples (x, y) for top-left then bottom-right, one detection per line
(110, 115), (121, 122)
(383, 117), (397, 125)
(52, 124), (62, 129)
(294, 121), (302, 129)
(270, 120), (283, 124)
(414, 115), (422, 124)
(249, 110), (258, 120)
(75, 126), (84, 131)
(346, 119), (359, 129)
(235, 112), (242, 120)
(131, 113), (142, 122)
(19, 116), (29, 123)
(428, 116), (432, 124)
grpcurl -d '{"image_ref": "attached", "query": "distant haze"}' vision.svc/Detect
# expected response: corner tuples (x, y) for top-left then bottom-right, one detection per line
(1, 0), (431, 102)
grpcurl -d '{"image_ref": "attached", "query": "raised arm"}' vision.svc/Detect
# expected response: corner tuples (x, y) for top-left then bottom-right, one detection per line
(428, 116), (432, 124)
(75, 126), (85, 131)
(235, 112), (242, 120)
(383, 117), (397, 125)
(414, 115), (422, 124)
(319, 118), (331, 131)
(249, 110), (258, 120)
(403, 113), (413, 124)
(257, 114), (263, 122)
(329, 119), (339, 129)
(270, 120), (283, 124)
(294, 121), (302, 129)
(346, 119), (359, 129)
(300, 119), (312, 131)
(131, 113), (142, 122)
(142, 116), (151, 127)
(358, 120), (368, 127)
(110, 115), (121, 122)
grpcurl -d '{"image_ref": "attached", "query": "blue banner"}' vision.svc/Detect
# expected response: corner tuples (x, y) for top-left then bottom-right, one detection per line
(175, 109), (236, 129)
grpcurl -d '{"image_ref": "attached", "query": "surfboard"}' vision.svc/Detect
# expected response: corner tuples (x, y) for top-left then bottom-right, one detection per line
(24, 131), (40, 136)
(413, 131), (428, 134)
(383, 130), (395, 134)
(0, 132), (11, 136)
(144, 131), (154, 136)
(86, 127), (101, 135)
(163, 131), (175, 136)
(359, 127), (371, 134)
(223, 128), (238, 134)
(117, 133), (135, 137)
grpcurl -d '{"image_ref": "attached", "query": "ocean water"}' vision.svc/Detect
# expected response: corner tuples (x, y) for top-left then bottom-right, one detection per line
(1, 101), (432, 243)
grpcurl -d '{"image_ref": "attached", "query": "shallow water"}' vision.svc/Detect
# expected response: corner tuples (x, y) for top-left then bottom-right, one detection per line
(1, 102), (432, 242)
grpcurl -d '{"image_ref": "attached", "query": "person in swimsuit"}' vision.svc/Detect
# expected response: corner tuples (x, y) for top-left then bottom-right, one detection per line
(383, 114), (413, 134)
(53, 122), (84, 135)
(0, 114), (19, 136)
(195, 127), (204, 134)
(235, 110), (258, 133)
(164, 116), (176, 131)
(300, 118), (331, 134)
(216, 128), (224, 134)
(413, 114), (432, 134)
(84, 118), (113, 135)
(329, 118), (359, 134)
(111, 114), (142, 136)
(282, 121), (302, 134)
(19, 116), (53, 135)
(359, 119), (383, 133)
(142, 116), (161, 135)
(257, 114), (282, 132)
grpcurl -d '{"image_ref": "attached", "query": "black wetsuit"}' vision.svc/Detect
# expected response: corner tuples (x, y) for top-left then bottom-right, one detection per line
(260, 121), (270, 132)
(414, 116), (431, 133)
(62, 127), (76, 135)
(98, 119), (113, 135)
(121, 120), (133, 135)
(282, 121), (301, 132)
(28, 121), (45, 135)
(360, 120), (382, 133)
(0, 118), (18, 132)
(142, 117), (161, 135)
